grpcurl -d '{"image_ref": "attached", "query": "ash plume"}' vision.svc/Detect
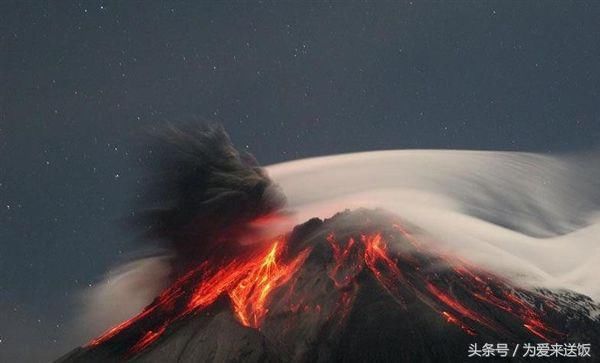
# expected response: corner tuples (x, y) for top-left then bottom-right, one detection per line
(133, 123), (286, 271)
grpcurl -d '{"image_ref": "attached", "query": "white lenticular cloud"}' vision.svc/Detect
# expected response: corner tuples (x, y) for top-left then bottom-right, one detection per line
(266, 150), (600, 301)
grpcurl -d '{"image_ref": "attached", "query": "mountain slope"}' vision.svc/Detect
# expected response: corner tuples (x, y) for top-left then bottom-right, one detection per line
(57, 209), (600, 362)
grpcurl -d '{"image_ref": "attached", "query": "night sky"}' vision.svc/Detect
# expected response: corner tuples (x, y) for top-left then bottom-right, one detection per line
(2, 1), (600, 361)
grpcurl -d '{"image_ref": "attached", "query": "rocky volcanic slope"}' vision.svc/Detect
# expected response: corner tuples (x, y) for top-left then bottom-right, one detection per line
(57, 209), (600, 362)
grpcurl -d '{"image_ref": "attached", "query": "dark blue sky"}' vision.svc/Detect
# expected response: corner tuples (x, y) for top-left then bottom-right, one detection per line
(1, 1), (600, 360)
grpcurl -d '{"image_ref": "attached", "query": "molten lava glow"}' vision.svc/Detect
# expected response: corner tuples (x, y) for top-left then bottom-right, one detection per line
(327, 234), (361, 288)
(362, 233), (405, 304)
(88, 237), (310, 355)
(129, 325), (166, 353)
(327, 227), (563, 342)
(230, 242), (311, 328)
(89, 220), (562, 357)
(441, 311), (476, 336)
(425, 282), (497, 331)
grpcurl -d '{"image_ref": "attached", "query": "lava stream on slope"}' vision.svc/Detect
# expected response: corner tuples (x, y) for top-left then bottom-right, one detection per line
(83, 210), (568, 359)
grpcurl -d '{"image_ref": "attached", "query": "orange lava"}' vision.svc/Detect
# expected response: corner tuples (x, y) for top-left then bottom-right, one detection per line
(327, 226), (562, 342)
(129, 325), (166, 353)
(441, 311), (476, 336)
(363, 233), (405, 304)
(327, 234), (361, 288)
(89, 220), (562, 357)
(88, 237), (311, 354)
(426, 282), (497, 331)
(230, 241), (311, 328)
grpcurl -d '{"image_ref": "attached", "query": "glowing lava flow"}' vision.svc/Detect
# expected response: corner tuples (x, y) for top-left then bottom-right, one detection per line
(425, 281), (497, 331)
(326, 226), (563, 342)
(88, 219), (563, 357)
(363, 233), (405, 304)
(230, 241), (311, 328)
(327, 234), (361, 288)
(88, 238), (310, 354)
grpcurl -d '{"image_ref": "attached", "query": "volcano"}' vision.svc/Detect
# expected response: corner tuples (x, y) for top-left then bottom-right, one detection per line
(56, 125), (599, 362)
(58, 209), (599, 362)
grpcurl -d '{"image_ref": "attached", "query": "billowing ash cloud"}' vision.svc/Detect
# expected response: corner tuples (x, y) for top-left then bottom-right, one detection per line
(132, 123), (286, 271)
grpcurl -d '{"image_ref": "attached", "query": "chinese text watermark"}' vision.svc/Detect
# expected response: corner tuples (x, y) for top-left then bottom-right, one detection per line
(468, 343), (592, 358)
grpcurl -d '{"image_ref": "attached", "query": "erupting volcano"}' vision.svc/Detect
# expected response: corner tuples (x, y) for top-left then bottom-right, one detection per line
(59, 210), (599, 362)
(57, 125), (599, 362)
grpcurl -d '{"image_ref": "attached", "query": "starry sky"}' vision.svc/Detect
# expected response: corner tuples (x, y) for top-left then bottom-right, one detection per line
(1, 1), (600, 361)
